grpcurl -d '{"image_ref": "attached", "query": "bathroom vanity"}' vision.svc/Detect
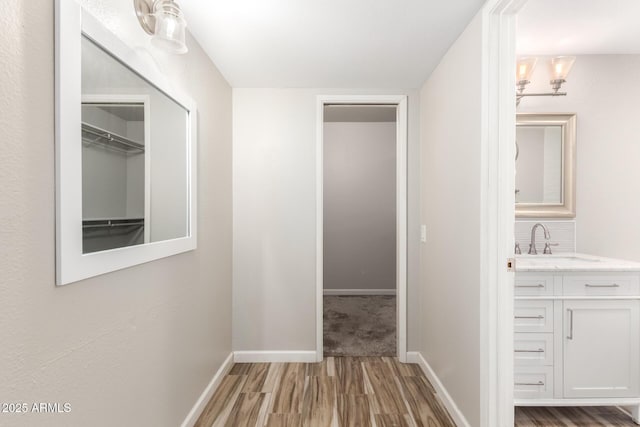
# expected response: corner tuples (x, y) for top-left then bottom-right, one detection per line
(515, 253), (640, 424)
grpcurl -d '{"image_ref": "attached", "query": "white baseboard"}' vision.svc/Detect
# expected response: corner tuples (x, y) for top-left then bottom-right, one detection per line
(405, 351), (421, 364)
(181, 352), (234, 427)
(406, 351), (470, 427)
(233, 350), (317, 363)
(323, 288), (396, 296)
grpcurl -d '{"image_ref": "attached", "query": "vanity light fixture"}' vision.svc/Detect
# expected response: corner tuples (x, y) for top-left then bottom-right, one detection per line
(516, 56), (576, 105)
(134, 0), (188, 54)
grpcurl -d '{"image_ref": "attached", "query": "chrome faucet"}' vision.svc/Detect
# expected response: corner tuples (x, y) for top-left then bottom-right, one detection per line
(529, 223), (550, 255)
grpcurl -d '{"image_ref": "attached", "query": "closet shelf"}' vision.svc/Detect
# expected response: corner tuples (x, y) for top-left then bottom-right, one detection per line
(82, 218), (144, 229)
(81, 122), (144, 153)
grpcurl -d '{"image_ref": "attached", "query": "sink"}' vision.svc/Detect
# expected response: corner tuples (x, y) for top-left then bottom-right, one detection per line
(522, 255), (602, 263)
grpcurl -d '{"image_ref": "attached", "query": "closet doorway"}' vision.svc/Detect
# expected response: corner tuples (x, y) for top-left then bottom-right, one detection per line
(316, 95), (408, 362)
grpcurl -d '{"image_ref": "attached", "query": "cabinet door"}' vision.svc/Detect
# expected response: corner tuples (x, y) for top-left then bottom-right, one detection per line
(563, 300), (640, 398)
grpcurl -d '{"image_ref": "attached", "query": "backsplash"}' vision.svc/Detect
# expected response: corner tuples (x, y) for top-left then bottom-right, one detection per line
(515, 220), (576, 254)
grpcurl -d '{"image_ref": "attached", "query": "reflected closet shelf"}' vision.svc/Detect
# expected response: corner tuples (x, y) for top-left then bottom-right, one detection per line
(81, 122), (145, 153)
(82, 218), (145, 229)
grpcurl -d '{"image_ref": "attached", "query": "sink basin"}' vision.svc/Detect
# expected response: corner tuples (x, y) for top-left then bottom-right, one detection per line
(522, 255), (602, 263)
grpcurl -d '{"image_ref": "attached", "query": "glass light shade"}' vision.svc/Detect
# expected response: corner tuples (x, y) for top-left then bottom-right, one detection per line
(516, 57), (538, 82)
(151, 1), (188, 54)
(549, 56), (576, 81)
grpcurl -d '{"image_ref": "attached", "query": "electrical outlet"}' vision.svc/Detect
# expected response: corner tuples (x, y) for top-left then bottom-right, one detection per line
(420, 225), (427, 243)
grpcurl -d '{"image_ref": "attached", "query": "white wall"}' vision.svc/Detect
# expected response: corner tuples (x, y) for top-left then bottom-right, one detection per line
(232, 88), (421, 352)
(0, 1), (232, 426)
(517, 55), (640, 261)
(419, 12), (483, 426)
(323, 122), (396, 291)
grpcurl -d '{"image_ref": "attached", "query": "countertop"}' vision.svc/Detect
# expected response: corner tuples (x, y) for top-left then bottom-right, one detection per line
(516, 252), (640, 272)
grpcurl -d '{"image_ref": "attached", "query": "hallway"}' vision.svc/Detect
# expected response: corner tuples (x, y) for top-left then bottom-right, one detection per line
(194, 357), (455, 426)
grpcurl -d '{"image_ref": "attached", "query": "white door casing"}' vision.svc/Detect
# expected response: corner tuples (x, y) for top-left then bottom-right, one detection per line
(316, 95), (408, 363)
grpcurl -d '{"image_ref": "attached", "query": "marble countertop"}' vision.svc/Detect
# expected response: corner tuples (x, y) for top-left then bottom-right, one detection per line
(516, 252), (640, 272)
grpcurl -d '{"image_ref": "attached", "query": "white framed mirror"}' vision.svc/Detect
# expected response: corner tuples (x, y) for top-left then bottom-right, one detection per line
(55, 1), (197, 285)
(515, 113), (576, 218)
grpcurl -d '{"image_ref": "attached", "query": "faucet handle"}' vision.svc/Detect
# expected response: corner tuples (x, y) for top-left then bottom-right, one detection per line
(543, 242), (559, 255)
(514, 242), (521, 254)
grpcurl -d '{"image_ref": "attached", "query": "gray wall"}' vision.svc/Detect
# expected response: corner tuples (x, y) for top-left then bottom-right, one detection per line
(232, 88), (421, 352)
(323, 122), (396, 291)
(517, 55), (640, 262)
(0, 1), (232, 426)
(419, 12), (483, 426)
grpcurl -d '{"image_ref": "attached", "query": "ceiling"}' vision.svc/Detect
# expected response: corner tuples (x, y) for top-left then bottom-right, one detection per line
(181, 0), (486, 88)
(517, 0), (640, 55)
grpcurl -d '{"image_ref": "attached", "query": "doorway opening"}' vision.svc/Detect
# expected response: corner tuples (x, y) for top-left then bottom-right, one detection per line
(323, 104), (397, 357)
(316, 95), (408, 362)
(512, 1), (640, 425)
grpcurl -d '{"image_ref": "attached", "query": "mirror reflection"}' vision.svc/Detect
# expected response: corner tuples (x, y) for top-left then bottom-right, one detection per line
(515, 125), (563, 204)
(515, 113), (576, 218)
(81, 35), (189, 254)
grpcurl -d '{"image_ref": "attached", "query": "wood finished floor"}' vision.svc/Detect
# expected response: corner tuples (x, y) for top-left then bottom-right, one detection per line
(194, 357), (456, 427)
(515, 406), (638, 426)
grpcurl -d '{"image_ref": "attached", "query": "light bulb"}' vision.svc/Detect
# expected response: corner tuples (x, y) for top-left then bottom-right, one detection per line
(151, 0), (188, 54)
(549, 56), (576, 81)
(516, 57), (537, 83)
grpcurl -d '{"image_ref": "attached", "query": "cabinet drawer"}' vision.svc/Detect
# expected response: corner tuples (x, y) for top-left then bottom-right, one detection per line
(563, 274), (640, 296)
(514, 367), (554, 400)
(515, 274), (555, 296)
(514, 333), (553, 366)
(514, 300), (554, 333)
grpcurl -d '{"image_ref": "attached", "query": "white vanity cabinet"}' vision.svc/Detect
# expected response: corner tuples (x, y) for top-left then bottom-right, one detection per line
(514, 263), (640, 423)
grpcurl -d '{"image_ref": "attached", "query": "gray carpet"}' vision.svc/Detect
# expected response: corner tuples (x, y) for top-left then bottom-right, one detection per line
(323, 295), (396, 357)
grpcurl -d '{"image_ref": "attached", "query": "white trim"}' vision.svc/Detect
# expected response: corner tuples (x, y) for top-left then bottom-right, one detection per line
(315, 97), (324, 362)
(55, 2), (198, 285)
(180, 352), (234, 427)
(316, 95), (409, 363)
(407, 352), (471, 427)
(405, 351), (420, 364)
(480, 0), (525, 425)
(323, 289), (396, 296)
(515, 398), (640, 407)
(233, 351), (317, 363)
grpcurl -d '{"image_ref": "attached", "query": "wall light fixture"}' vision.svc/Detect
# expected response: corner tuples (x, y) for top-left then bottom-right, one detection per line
(516, 56), (575, 105)
(134, 0), (188, 54)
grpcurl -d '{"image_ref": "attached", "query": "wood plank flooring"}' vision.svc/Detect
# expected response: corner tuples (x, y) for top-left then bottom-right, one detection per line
(195, 357), (456, 427)
(515, 406), (638, 426)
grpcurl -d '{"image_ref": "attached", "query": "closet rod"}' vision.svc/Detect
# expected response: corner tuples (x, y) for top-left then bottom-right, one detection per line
(82, 219), (145, 229)
(81, 122), (145, 152)
(83, 222), (144, 229)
